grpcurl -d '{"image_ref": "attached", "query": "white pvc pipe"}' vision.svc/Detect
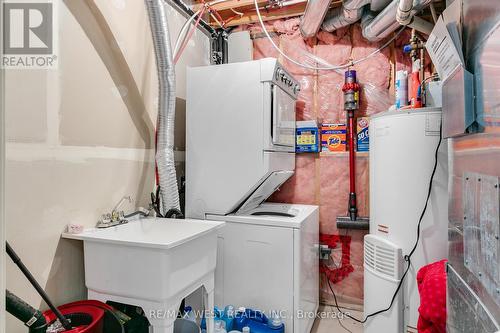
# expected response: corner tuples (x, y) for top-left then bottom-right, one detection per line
(396, 0), (414, 25)
(409, 16), (434, 35)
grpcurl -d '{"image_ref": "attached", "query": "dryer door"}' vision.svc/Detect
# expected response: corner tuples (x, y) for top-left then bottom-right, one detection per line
(271, 84), (296, 150)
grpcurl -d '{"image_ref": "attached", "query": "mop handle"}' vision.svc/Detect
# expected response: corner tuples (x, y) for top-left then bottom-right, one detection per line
(6, 242), (73, 330)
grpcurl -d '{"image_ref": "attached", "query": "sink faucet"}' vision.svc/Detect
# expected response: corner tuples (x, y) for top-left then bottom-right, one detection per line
(96, 195), (132, 228)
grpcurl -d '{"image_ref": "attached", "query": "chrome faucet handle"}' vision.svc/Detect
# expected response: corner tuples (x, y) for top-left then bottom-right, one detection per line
(96, 196), (132, 228)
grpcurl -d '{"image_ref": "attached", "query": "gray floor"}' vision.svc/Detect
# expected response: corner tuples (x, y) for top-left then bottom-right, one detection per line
(311, 305), (364, 333)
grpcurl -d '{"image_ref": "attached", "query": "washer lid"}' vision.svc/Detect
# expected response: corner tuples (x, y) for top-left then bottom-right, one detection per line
(208, 203), (318, 229)
(234, 171), (293, 215)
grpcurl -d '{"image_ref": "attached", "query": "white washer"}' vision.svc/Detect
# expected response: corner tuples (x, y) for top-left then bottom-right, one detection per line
(207, 203), (319, 333)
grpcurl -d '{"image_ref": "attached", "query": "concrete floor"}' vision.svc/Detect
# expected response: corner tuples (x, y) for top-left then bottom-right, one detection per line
(311, 305), (364, 333)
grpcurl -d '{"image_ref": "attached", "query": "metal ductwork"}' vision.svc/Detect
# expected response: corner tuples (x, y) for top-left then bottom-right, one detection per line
(321, 0), (433, 42)
(361, 0), (433, 41)
(361, 1), (400, 41)
(145, 0), (181, 214)
(370, 0), (393, 12)
(321, 0), (370, 32)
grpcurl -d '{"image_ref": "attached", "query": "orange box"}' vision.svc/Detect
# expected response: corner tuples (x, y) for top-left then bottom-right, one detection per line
(321, 123), (347, 152)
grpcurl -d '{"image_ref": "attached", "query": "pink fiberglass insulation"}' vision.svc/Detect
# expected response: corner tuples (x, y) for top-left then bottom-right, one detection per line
(273, 17), (302, 35)
(318, 155), (369, 235)
(245, 19), (417, 306)
(271, 154), (317, 205)
(280, 32), (316, 120)
(350, 25), (393, 116)
(249, 22), (281, 60)
(316, 29), (351, 122)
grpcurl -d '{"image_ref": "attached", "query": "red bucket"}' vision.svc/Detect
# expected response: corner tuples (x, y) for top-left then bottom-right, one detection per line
(43, 300), (113, 333)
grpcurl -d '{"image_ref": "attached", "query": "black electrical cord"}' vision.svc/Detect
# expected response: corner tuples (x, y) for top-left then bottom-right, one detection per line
(151, 186), (163, 218)
(325, 123), (443, 324)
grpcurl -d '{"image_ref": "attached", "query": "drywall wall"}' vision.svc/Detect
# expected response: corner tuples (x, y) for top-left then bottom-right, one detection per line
(4, 1), (209, 332)
(0, 15), (5, 332)
(246, 19), (421, 306)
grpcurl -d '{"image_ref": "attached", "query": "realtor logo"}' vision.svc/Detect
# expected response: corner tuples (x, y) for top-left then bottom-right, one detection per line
(2, 0), (58, 68)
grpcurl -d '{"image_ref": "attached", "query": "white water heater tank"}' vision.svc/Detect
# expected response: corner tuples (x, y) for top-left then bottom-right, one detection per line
(366, 107), (448, 333)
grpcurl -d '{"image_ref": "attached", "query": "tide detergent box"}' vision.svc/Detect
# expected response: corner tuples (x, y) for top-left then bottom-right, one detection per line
(296, 120), (320, 153)
(321, 123), (347, 152)
(357, 117), (369, 152)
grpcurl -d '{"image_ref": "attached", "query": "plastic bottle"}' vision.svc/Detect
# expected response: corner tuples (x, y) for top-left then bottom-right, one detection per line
(409, 59), (422, 108)
(223, 305), (236, 331)
(215, 320), (227, 333)
(395, 70), (408, 109)
(234, 309), (284, 333)
(183, 306), (196, 322)
(201, 307), (222, 330)
(268, 312), (284, 332)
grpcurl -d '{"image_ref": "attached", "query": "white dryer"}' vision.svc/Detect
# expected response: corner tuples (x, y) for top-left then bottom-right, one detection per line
(207, 203), (319, 333)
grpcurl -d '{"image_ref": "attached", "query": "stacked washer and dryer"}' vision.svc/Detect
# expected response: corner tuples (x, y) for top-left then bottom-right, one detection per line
(186, 58), (319, 333)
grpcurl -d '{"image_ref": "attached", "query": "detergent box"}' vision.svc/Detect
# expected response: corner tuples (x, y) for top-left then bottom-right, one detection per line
(321, 123), (347, 152)
(356, 117), (369, 152)
(296, 120), (319, 153)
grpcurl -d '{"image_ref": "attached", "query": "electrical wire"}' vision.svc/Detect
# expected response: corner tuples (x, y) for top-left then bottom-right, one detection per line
(174, 6), (207, 63)
(230, 7), (244, 17)
(325, 123), (443, 324)
(173, 8), (202, 58)
(173, 0), (230, 60)
(254, 0), (405, 71)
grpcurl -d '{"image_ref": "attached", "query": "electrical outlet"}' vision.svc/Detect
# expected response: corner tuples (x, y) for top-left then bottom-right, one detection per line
(319, 244), (332, 261)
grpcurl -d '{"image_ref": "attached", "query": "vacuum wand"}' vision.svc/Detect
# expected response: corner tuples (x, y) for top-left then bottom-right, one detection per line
(347, 110), (358, 221)
(6, 242), (73, 330)
(337, 69), (369, 230)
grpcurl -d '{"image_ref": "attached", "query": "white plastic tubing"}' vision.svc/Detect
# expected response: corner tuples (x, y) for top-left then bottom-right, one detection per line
(254, 0), (403, 71)
(145, 0), (181, 213)
(396, 0), (414, 25)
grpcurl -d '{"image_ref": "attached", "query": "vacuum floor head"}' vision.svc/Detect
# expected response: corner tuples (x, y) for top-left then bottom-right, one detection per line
(336, 216), (370, 230)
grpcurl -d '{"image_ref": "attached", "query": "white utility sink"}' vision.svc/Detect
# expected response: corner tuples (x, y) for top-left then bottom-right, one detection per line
(62, 218), (225, 333)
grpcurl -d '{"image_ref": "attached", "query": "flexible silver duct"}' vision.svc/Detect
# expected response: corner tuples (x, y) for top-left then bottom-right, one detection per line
(321, 0), (370, 32)
(361, 0), (433, 41)
(145, 0), (181, 213)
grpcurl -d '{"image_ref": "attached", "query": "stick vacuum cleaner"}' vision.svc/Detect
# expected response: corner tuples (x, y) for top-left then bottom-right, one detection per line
(336, 70), (369, 230)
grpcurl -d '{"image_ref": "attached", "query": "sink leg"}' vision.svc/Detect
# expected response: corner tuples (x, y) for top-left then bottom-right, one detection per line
(203, 283), (215, 333)
(150, 323), (175, 333)
(143, 303), (178, 333)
